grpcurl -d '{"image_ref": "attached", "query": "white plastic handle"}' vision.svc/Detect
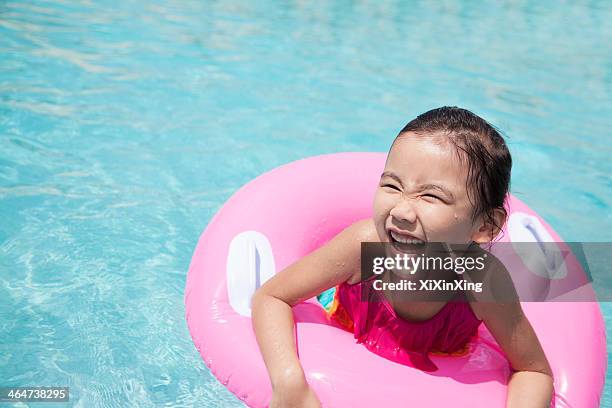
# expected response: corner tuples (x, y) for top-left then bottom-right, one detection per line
(226, 231), (276, 317)
(507, 212), (567, 279)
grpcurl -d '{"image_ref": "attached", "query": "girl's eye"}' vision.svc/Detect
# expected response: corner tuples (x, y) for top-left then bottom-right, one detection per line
(382, 184), (400, 191)
(422, 194), (442, 201)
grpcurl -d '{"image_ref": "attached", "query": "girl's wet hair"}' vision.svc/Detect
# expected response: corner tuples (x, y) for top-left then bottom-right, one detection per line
(395, 106), (512, 240)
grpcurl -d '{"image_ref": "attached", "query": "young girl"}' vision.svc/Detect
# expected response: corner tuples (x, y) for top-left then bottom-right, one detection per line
(251, 107), (553, 408)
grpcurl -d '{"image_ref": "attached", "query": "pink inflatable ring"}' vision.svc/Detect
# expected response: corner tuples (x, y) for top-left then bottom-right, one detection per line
(185, 152), (606, 408)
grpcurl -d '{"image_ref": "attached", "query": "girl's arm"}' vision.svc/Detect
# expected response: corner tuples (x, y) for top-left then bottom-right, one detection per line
(471, 298), (554, 408)
(251, 219), (376, 405)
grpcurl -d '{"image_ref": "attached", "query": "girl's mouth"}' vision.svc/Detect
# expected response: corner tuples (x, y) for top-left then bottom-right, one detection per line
(388, 230), (426, 253)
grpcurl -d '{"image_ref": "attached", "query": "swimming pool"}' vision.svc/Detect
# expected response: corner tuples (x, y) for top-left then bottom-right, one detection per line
(0, 1), (610, 406)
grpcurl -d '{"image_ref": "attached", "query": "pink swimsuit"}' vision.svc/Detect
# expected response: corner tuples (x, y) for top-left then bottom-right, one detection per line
(326, 274), (482, 372)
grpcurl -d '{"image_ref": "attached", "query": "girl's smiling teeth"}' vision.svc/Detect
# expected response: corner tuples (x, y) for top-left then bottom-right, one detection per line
(389, 230), (425, 245)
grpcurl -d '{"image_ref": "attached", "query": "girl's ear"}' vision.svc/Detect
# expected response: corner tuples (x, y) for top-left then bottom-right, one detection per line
(471, 208), (507, 244)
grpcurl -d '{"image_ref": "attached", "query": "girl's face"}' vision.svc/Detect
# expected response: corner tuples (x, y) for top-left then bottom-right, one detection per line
(373, 133), (482, 246)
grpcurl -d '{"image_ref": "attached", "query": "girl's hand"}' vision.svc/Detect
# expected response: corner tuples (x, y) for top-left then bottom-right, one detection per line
(270, 382), (322, 408)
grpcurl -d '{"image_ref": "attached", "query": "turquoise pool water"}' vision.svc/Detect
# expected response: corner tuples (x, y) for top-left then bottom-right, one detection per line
(1, 1), (610, 406)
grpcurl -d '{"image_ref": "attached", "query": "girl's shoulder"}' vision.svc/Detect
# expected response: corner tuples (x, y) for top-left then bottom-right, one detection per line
(345, 218), (379, 285)
(348, 217), (379, 242)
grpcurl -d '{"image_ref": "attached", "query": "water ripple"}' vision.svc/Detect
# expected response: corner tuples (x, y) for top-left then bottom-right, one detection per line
(0, 0), (610, 407)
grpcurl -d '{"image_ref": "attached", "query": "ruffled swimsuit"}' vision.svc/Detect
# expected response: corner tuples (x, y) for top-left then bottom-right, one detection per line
(319, 274), (482, 372)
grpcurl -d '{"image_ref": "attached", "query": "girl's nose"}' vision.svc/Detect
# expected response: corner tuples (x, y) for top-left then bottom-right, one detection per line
(389, 198), (418, 224)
